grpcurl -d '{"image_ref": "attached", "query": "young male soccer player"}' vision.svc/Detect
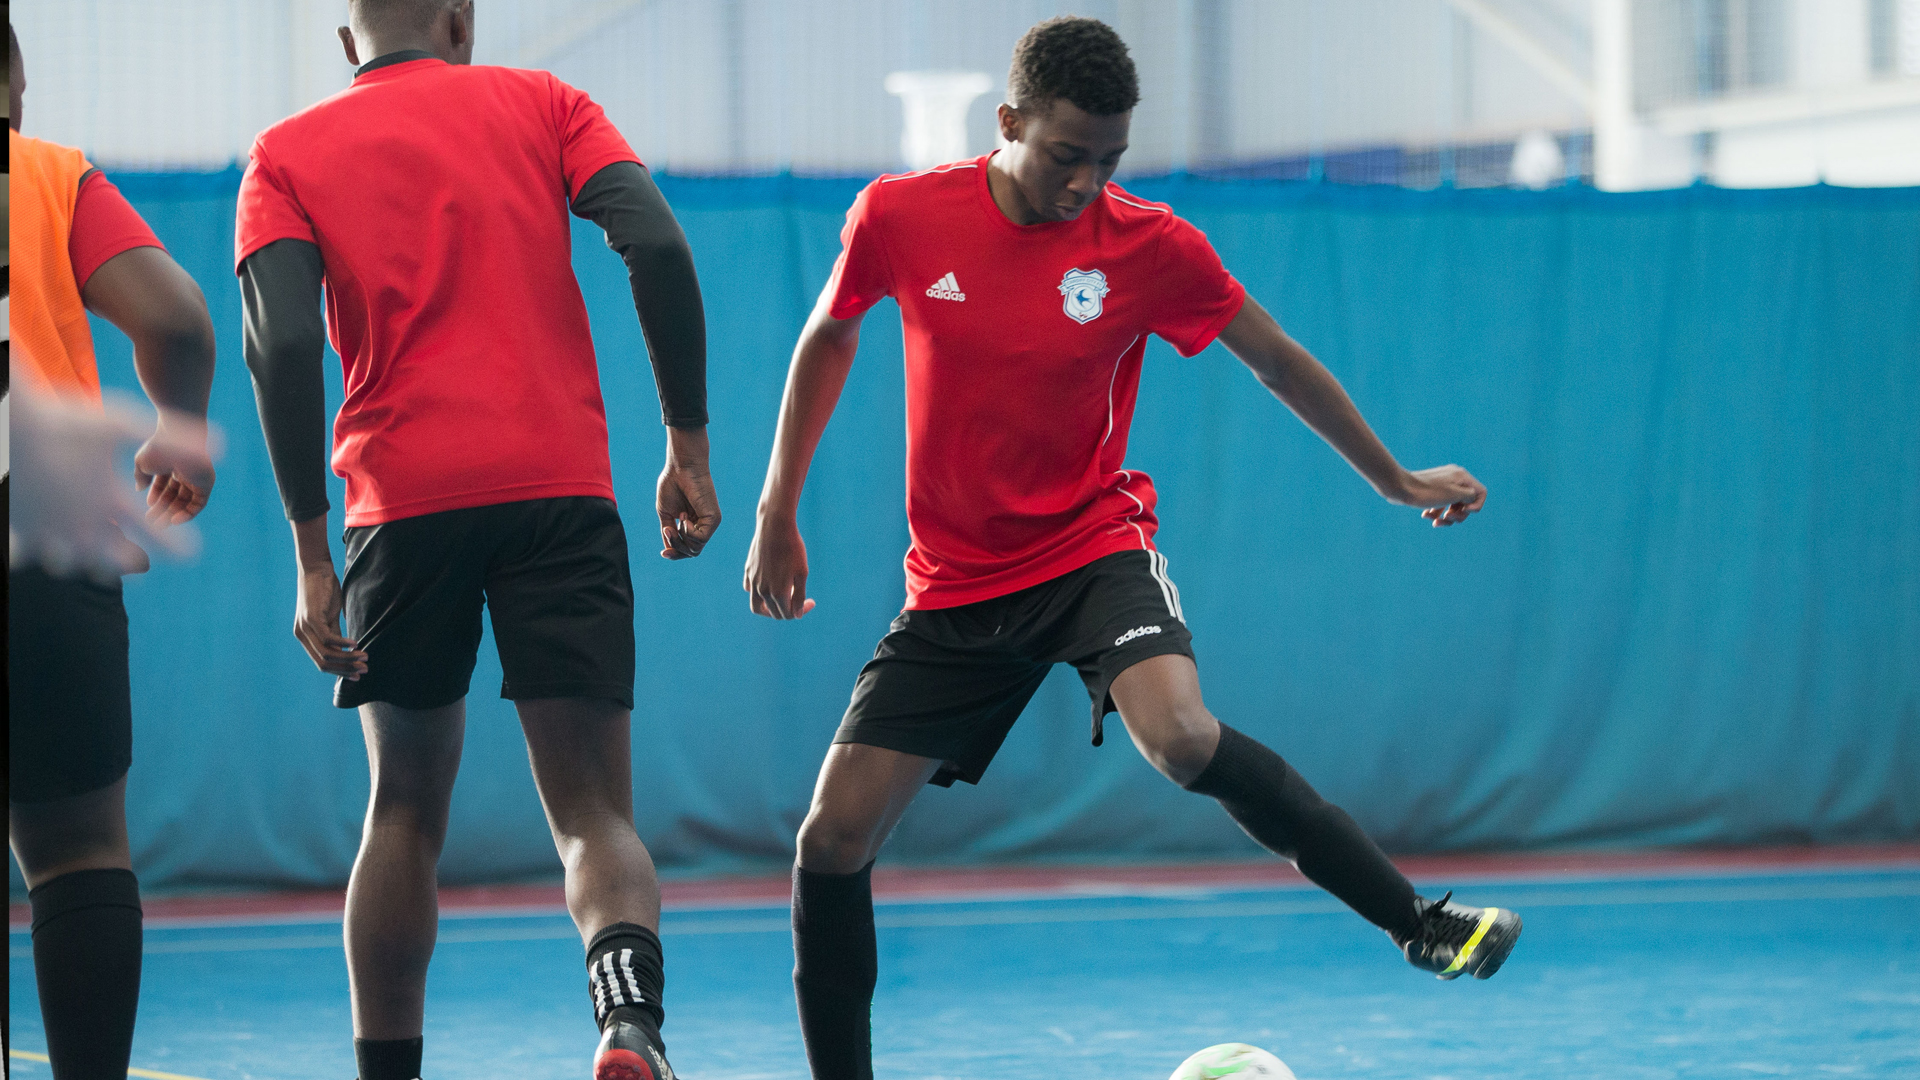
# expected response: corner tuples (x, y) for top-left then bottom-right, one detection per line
(8, 22), (220, 1079)
(744, 18), (1522, 1076)
(236, 3), (715, 1078)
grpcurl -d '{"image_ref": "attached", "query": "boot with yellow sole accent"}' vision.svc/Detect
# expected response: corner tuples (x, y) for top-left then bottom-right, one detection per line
(1402, 891), (1522, 980)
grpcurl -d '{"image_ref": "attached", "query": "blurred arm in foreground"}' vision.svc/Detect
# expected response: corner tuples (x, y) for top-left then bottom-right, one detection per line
(6, 362), (210, 581)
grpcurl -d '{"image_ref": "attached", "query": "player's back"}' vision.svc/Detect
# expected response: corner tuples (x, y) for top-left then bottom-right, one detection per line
(236, 56), (640, 525)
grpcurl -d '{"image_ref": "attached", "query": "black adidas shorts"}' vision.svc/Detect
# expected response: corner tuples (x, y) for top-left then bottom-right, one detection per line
(835, 549), (1195, 787)
(337, 496), (636, 711)
(8, 567), (135, 804)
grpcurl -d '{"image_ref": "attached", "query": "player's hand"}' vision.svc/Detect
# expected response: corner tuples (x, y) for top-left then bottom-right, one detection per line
(8, 381), (202, 581)
(744, 514), (816, 620)
(294, 563), (367, 679)
(1391, 465), (1487, 527)
(657, 427), (721, 560)
(134, 410), (218, 526)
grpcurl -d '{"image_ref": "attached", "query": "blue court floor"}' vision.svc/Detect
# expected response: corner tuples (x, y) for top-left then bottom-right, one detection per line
(10, 865), (1920, 1079)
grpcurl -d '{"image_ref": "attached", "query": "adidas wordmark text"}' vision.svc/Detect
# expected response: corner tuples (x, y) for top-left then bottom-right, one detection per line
(1115, 625), (1163, 647)
(925, 272), (965, 301)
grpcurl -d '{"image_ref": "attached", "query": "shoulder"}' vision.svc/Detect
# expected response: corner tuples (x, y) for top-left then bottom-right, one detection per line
(473, 63), (563, 95)
(252, 78), (360, 156)
(10, 130), (91, 174)
(873, 156), (982, 201)
(875, 156), (983, 189)
(475, 65), (596, 115)
(1098, 181), (1177, 229)
(852, 156), (983, 227)
(1103, 182), (1220, 259)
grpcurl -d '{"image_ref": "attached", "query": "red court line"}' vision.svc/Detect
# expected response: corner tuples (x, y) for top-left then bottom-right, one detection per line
(12, 844), (1917, 930)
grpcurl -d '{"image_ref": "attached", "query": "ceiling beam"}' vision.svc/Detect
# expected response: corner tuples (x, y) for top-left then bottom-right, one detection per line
(1447, 0), (1594, 109)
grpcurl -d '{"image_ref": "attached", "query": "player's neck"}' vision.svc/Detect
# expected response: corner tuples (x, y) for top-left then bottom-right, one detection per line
(986, 153), (1048, 227)
(358, 36), (446, 65)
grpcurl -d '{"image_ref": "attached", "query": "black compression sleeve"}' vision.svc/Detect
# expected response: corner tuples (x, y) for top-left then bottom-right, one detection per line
(240, 239), (332, 522)
(571, 161), (708, 428)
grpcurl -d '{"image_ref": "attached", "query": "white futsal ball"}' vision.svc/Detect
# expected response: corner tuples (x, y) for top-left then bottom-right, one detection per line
(1168, 1043), (1296, 1079)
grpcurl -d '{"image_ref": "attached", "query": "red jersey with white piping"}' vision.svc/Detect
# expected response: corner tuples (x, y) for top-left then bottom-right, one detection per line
(825, 153), (1246, 610)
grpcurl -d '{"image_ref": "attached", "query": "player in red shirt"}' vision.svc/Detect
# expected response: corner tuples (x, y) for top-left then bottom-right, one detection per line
(745, 18), (1523, 1077)
(236, 3), (712, 1078)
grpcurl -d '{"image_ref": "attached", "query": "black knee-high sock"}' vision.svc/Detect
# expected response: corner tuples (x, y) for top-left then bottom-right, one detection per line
(354, 1037), (423, 1080)
(587, 922), (667, 1050)
(1185, 724), (1423, 943)
(29, 868), (143, 1079)
(792, 862), (876, 1080)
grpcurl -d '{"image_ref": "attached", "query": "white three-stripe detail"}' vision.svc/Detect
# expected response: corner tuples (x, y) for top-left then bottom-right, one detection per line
(1148, 550), (1183, 621)
(1105, 190), (1169, 214)
(619, 948), (646, 1004)
(601, 953), (626, 1005)
(879, 160), (978, 183)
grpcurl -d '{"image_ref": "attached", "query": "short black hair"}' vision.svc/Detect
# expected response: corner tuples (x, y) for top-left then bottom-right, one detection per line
(349, 0), (446, 35)
(10, 22), (20, 63)
(1007, 16), (1139, 116)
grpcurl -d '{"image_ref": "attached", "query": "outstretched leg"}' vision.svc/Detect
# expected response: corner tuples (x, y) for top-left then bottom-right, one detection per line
(1109, 655), (1423, 939)
(1110, 654), (1521, 978)
(792, 743), (941, 1080)
(346, 700), (464, 1080)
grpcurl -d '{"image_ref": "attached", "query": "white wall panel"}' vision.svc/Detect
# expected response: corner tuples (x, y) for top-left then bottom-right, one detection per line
(12, 0), (1917, 185)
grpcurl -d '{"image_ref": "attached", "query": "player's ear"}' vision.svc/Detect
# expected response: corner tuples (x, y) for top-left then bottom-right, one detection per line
(997, 103), (1023, 146)
(449, 1), (473, 50)
(337, 26), (360, 67)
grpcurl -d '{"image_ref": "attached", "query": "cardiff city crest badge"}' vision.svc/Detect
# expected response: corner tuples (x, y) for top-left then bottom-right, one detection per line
(1058, 268), (1110, 324)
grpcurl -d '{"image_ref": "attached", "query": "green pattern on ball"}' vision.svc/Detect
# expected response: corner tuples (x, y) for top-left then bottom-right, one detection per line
(1167, 1042), (1296, 1080)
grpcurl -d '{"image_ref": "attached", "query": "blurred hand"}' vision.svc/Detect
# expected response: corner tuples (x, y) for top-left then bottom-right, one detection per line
(294, 562), (367, 679)
(9, 376), (207, 580)
(1391, 465), (1488, 527)
(744, 513), (815, 619)
(657, 427), (721, 560)
(134, 409), (218, 525)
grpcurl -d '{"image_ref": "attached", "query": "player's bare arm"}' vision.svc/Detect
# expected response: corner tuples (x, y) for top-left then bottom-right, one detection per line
(6, 370), (206, 579)
(80, 245), (217, 525)
(658, 426), (719, 560)
(744, 296), (865, 620)
(1217, 297), (1486, 527)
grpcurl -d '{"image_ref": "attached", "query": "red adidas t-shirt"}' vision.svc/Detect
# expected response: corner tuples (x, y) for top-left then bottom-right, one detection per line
(233, 57), (639, 526)
(826, 153), (1246, 610)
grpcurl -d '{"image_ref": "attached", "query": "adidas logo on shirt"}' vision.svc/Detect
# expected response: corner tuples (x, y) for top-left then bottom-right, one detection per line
(1114, 625), (1163, 647)
(925, 272), (966, 301)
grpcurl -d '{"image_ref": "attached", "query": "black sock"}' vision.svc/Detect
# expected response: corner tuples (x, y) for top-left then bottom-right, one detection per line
(354, 1036), (422, 1080)
(1185, 723), (1422, 942)
(792, 862), (876, 1080)
(29, 867), (143, 1079)
(587, 922), (666, 1050)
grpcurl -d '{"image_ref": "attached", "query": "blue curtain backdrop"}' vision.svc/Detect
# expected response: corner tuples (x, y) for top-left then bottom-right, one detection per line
(16, 176), (1917, 894)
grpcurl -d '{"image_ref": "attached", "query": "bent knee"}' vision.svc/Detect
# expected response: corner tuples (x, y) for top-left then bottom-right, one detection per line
(1131, 708), (1221, 785)
(796, 812), (885, 874)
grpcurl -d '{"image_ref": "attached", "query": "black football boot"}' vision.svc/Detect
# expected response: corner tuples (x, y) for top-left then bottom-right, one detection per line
(1402, 891), (1523, 980)
(593, 1019), (674, 1080)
